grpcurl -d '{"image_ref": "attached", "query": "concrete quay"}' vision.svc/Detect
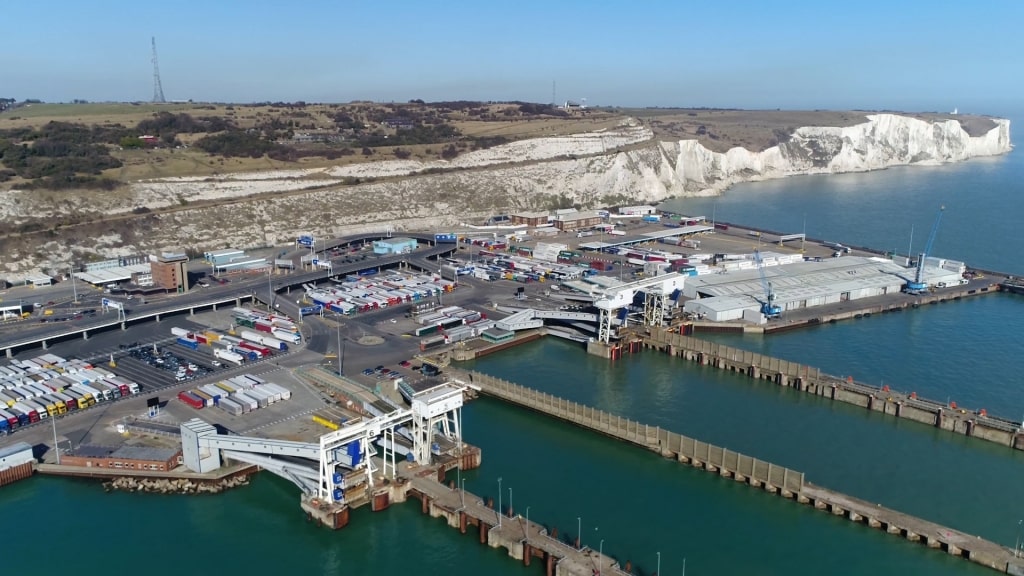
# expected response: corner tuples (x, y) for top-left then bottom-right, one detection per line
(641, 329), (1024, 451)
(459, 370), (1024, 574)
(399, 462), (630, 576)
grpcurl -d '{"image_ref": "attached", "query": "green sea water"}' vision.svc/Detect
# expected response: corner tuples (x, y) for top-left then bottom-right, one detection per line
(4, 121), (1024, 575)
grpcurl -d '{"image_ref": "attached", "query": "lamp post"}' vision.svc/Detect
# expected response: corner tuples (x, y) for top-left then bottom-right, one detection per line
(525, 506), (530, 544)
(656, 551), (661, 576)
(577, 516), (582, 549)
(70, 265), (78, 304)
(498, 477), (503, 528)
(598, 539), (604, 575)
(51, 409), (60, 464)
(1011, 516), (1019, 557)
(508, 486), (513, 518)
(460, 478), (466, 508)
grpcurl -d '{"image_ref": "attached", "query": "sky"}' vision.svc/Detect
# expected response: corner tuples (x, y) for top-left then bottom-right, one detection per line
(3, 0), (1023, 114)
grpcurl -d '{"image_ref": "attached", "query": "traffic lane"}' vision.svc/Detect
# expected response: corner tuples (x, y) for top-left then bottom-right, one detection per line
(0, 246), (455, 347)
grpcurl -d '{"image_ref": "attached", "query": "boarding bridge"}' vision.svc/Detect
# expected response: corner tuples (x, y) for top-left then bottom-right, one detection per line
(594, 273), (684, 343)
(494, 308), (599, 332)
(179, 382), (465, 507)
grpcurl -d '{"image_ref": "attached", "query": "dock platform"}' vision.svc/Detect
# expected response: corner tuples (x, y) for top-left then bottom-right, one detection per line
(459, 369), (1024, 574)
(398, 461), (629, 576)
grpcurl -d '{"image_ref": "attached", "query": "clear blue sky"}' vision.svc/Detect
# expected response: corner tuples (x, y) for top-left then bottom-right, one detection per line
(3, 0), (1023, 114)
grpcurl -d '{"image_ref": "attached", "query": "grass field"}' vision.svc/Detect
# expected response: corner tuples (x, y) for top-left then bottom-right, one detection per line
(626, 108), (998, 153)
(0, 102), (998, 183)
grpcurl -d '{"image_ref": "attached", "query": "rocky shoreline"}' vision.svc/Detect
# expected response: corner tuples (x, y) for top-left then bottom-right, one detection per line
(103, 474), (251, 494)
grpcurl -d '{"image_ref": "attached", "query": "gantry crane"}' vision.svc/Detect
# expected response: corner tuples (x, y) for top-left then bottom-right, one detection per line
(904, 206), (945, 294)
(754, 250), (781, 318)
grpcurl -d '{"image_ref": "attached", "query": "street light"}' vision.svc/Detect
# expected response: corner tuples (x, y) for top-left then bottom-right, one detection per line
(70, 265), (78, 304)
(1017, 519), (1022, 557)
(508, 486), (513, 518)
(460, 478), (466, 508)
(498, 477), (503, 528)
(598, 539), (604, 575)
(577, 516), (582, 549)
(525, 506), (530, 544)
(656, 551), (661, 576)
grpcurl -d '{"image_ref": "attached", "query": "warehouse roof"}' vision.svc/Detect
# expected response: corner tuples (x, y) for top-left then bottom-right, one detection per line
(74, 263), (151, 285)
(0, 441), (33, 460)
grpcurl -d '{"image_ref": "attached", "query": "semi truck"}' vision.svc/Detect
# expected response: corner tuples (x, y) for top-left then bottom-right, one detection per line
(214, 348), (245, 366)
(239, 330), (288, 351)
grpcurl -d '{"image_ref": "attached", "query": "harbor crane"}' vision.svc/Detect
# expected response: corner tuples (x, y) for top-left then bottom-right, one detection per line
(904, 206), (945, 294)
(753, 250), (781, 318)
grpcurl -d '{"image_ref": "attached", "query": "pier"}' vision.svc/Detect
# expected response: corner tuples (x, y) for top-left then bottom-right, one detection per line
(458, 370), (1024, 574)
(398, 462), (630, 576)
(639, 328), (1024, 451)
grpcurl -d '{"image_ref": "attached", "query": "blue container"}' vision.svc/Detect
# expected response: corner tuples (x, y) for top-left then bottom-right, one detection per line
(406, 452), (415, 462)
(332, 472), (343, 485)
(333, 488), (343, 501)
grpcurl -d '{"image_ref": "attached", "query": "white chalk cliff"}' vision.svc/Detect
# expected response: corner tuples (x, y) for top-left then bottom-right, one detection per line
(662, 114), (1012, 196)
(0, 113), (1012, 276)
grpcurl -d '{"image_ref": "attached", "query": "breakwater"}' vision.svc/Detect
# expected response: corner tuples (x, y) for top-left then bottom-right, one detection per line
(459, 370), (1024, 574)
(640, 329), (1024, 450)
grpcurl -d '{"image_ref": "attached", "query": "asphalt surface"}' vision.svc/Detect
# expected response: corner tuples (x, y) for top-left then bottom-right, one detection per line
(0, 233), (458, 352)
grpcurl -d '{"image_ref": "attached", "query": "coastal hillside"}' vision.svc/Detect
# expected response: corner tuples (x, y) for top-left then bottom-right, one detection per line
(0, 108), (1011, 278)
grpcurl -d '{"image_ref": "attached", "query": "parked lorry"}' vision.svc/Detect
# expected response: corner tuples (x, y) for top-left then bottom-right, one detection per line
(214, 348), (245, 366)
(239, 330), (288, 351)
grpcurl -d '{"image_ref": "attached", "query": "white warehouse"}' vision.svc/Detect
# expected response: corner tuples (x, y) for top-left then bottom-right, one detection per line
(682, 256), (965, 322)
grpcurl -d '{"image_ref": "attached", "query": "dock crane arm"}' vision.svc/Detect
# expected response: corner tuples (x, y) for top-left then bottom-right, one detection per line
(912, 206), (945, 287)
(754, 250), (781, 318)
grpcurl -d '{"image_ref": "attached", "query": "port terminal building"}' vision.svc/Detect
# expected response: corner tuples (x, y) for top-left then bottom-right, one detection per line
(682, 255), (966, 322)
(578, 224), (714, 251)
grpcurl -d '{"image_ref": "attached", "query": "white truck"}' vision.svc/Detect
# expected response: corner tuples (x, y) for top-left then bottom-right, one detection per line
(214, 348), (245, 366)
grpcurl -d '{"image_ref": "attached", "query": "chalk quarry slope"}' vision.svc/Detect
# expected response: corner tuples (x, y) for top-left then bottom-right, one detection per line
(0, 114), (1011, 276)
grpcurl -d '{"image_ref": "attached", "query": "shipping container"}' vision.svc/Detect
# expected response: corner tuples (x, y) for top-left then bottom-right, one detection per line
(0, 409), (17, 430)
(256, 385), (281, 403)
(236, 343), (265, 358)
(176, 337), (199, 350)
(177, 391), (205, 409)
(25, 399), (51, 419)
(214, 348), (245, 366)
(218, 397), (243, 416)
(262, 383), (291, 401)
(11, 403), (39, 423)
(215, 381), (237, 395)
(194, 333), (209, 345)
(245, 387), (270, 408)
(239, 330), (287, 351)
(192, 389), (214, 408)
(232, 391), (258, 412)
(198, 385), (223, 402)
(272, 329), (301, 344)
(171, 327), (191, 338)
(7, 406), (29, 426)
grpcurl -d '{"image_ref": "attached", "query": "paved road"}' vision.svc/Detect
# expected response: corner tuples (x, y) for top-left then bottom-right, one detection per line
(0, 235), (458, 352)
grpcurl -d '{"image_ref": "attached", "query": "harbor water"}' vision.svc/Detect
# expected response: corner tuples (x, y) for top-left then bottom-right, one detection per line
(2, 119), (1023, 575)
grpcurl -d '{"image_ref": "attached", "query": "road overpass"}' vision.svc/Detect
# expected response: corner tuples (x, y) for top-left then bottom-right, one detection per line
(0, 233), (458, 356)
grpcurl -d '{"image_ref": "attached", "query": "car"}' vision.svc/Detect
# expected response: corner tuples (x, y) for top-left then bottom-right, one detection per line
(399, 360), (411, 367)
(362, 368), (374, 376)
(374, 365), (385, 373)
(211, 360), (222, 367)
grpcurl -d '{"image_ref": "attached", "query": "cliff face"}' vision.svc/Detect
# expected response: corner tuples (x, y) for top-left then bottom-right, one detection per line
(665, 114), (1012, 195)
(0, 114), (1011, 277)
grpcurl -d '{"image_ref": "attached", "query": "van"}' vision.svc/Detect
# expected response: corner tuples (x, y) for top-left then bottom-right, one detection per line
(43, 309), (54, 316)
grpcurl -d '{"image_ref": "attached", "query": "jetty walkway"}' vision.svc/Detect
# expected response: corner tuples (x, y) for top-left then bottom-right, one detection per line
(457, 369), (1024, 574)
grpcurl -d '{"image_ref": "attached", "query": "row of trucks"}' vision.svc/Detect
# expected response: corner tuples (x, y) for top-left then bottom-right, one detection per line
(419, 320), (497, 351)
(171, 327), (289, 366)
(177, 374), (291, 415)
(232, 307), (301, 344)
(307, 274), (454, 315)
(0, 371), (139, 433)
